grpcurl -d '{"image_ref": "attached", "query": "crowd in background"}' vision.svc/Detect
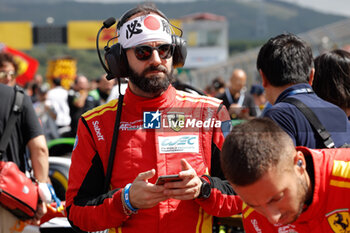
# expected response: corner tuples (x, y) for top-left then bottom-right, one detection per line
(1, 45), (349, 147)
(2, 48), (350, 144)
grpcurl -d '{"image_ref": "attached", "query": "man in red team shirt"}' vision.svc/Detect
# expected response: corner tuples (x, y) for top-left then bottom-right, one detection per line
(221, 118), (350, 233)
(66, 3), (238, 233)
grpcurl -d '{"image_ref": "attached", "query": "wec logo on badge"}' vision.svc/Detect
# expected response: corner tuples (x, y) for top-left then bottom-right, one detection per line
(158, 135), (199, 154)
(143, 110), (161, 129)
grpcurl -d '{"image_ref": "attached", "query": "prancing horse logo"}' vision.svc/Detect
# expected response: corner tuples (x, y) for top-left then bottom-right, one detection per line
(327, 210), (350, 233)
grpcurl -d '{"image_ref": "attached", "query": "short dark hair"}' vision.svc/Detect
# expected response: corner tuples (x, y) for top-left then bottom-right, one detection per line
(313, 49), (350, 110)
(52, 78), (61, 86)
(256, 33), (313, 87)
(221, 118), (295, 186)
(0, 52), (18, 74)
(118, 3), (162, 29)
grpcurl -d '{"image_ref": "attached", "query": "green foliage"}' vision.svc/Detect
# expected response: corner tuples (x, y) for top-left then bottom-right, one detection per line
(25, 44), (104, 81)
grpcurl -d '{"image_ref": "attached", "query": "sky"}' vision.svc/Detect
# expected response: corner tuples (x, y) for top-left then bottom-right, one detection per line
(73, 0), (350, 17)
(277, 0), (350, 17)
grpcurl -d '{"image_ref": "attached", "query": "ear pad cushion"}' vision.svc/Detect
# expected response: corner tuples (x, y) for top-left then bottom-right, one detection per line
(104, 43), (130, 79)
(172, 35), (187, 68)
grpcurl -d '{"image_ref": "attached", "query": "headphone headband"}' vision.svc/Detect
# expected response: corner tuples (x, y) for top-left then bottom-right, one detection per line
(102, 4), (187, 80)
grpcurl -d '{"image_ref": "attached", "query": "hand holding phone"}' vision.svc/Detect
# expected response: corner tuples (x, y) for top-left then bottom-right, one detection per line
(155, 174), (182, 185)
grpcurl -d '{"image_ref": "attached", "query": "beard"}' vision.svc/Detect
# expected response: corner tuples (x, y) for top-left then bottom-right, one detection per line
(286, 174), (311, 224)
(129, 64), (174, 94)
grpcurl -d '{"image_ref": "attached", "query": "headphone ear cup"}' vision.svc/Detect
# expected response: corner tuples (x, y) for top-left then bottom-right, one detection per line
(172, 35), (187, 68)
(104, 43), (130, 79)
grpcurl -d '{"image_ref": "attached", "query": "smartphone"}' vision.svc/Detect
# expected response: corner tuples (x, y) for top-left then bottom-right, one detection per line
(156, 174), (182, 185)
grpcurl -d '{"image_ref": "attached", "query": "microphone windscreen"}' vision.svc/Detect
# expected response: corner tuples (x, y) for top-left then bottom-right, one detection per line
(103, 17), (116, 28)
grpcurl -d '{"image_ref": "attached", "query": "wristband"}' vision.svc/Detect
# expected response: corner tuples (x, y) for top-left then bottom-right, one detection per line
(124, 183), (138, 212)
(121, 189), (133, 216)
(38, 182), (52, 203)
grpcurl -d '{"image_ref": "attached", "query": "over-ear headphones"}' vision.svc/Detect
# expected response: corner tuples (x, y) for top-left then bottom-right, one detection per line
(297, 159), (303, 167)
(100, 6), (187, 80)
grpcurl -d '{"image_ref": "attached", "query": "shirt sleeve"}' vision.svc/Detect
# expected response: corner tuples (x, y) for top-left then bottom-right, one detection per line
(195, 104), (241, 217)
(66, 118), (129, 232)
(195, 175), (242, 217)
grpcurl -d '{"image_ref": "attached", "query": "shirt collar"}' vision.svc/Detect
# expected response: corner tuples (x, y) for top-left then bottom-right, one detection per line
(275, 83), (314, 103)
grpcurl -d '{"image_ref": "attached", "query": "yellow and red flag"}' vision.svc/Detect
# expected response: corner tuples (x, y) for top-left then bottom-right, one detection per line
(0, 44), (39, 87)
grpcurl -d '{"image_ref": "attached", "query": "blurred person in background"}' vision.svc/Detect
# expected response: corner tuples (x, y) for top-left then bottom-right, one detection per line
(0, 52), (17, 87)
(106, 78), (128, 102)
(216, 68), (256, 120)
(30, 74), (44, 103)
(47, 77), (71, 136)
(313, 49), (350, 121)
(249, 84), (267, 117)
(33, 83), (59, 141)
(83, 74), (114, 112)
(68, 74), (90, 136)
(89, 77), (99, 91)
(258, 33), (350, 148)
(0, 82), (49, 232)
(171, 69), (206, 96)
(205, 76), (226, 97)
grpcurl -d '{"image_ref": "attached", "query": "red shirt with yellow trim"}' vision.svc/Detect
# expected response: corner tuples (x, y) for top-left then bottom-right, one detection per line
(241, 147), (350, 233)
(66, 85), (238, 233)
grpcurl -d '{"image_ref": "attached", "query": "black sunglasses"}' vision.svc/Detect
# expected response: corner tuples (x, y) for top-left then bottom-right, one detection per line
(132, 44), (174, 61)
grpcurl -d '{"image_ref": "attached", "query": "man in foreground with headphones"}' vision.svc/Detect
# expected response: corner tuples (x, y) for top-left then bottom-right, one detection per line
(221, 118), (350, 232)
(66, 3), (239, 233)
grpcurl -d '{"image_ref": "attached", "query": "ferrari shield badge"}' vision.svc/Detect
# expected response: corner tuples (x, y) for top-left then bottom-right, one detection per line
(326, 209), (350, 233)
(166, 112), (185, 132)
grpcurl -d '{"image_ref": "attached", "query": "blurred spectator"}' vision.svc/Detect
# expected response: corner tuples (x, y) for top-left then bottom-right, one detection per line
(205, 76), (225, 97)
(171, 69), (205, 96)
(30, 74), (44, 103)
(313, 49), (350, 121)
(216, 69), (257, 119)
(0, 52), (17, 87)
(258, 33), (350, 148)
(107, 78), (128, 102)
(0, 83), (49, 231)
(249, 84), (267, 117)
(83, 74), (114, 112)
(89, 77), (99, 91)
(33, 83), (59, 141)
(47, 78), (71, 136)
(68, 74), (90, 137)
(172, 79), (206, 96)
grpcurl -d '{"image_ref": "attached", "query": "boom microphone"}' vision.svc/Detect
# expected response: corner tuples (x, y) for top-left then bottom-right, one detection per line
(103, 17), (116, 29)
(96, 17), (116, 78)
